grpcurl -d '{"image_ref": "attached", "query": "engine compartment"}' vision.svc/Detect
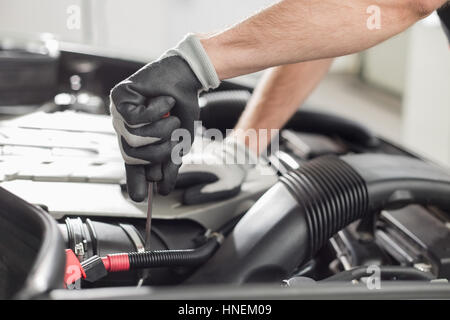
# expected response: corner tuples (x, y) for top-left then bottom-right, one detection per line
(0, 49), (449, 299)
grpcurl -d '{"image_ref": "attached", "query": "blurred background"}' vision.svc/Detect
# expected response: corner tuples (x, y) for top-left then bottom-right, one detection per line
(0, 0), (449, 166)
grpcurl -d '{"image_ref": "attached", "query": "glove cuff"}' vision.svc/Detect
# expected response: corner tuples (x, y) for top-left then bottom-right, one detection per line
(163, 34), (220, 92)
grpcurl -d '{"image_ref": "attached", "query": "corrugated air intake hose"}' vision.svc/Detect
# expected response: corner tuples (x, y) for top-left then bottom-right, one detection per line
(187, 154), (450, 284)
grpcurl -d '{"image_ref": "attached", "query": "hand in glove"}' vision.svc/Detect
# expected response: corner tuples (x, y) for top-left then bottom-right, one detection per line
(110, 34), (220, 202)
(176, 138), (259, 205)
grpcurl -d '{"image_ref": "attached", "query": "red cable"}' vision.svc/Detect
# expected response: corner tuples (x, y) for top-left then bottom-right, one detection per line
(101, 253), (130, 272)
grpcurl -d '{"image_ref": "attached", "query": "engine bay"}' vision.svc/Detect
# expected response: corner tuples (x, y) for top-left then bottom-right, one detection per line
(0, 49), (449, 300)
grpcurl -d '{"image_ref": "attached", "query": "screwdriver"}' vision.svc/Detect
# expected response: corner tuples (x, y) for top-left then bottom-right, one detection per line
(144, 181), (155, 251)
(144, 111), (170, 249)
(138, 182), (155, 286)
(140, 111), (170, 285)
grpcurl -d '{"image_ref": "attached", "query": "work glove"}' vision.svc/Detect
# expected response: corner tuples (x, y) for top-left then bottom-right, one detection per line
(110, 34), (220, 202)
(176, 137), (259, 205)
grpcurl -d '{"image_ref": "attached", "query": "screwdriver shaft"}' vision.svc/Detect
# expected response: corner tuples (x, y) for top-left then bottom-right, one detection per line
(144, 182), (154, 251)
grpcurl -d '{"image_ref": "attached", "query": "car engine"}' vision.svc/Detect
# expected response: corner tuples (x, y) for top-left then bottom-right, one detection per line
(0, 49), (449, 300)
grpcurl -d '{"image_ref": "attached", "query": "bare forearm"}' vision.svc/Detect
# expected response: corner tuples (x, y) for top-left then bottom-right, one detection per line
(233, 59), (332, 154)
(201, 0), (445, 79)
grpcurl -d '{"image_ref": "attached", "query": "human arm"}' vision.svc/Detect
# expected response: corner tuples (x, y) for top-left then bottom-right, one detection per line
(201, 0), (447, 80)
(175, 59), (333, 204)
(232, 59), (333, 154)
(111, 0), (448, 201)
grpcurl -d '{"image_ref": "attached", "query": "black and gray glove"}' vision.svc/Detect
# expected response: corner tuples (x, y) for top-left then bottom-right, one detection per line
(110, 34), (220, 201)
(176, 138), (259, 205)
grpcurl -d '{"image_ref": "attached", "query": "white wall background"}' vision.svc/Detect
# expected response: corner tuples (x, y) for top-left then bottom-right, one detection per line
(0, 0), (359, 67)
(402, 18), (450, 166)
(362, 13), (450, 166)
(362, 31), (409, 96)
(0, 0), (84, 42)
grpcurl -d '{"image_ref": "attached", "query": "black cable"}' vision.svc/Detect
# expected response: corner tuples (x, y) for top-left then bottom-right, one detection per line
(126, 212), (238, 270)
(127, 235), (221, 269)
(322, 266), (436, 282)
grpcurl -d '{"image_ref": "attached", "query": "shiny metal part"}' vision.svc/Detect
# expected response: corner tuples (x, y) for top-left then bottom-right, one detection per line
(144, 182), (154, 251)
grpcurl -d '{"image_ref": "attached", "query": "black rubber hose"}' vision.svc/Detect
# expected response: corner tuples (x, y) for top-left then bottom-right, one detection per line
(128, 235), (221, 269)
(342, 153), (450, 212)
(281, 154), (450, 255)
(188, 154), (450, 284)
(323, 266), (436, 282)
(199, 90), (379, 147)
(281, 155), (369, 255)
